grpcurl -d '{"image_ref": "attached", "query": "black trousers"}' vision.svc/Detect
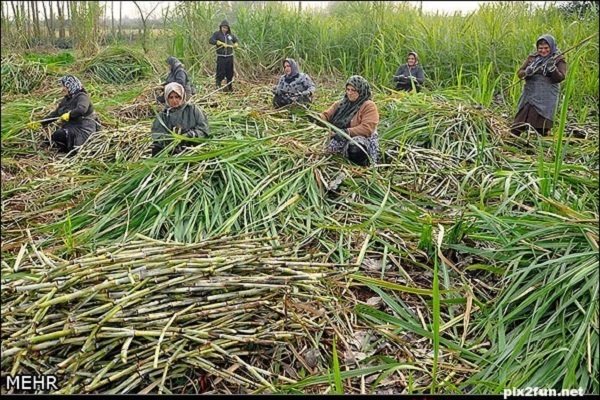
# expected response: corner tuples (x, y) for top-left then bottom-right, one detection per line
(51, 128), (74, 152)
(216, 56), (234, 89)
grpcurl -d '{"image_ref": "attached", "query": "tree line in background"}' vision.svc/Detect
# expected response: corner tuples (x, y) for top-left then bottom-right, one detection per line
(0, 1), (172, 55)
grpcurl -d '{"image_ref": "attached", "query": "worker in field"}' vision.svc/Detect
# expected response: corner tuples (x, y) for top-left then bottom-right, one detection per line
(320, 75), (380, 166)
(209, 20), (239, 92)
(156, 56), (196, 104)
(511, 34), (567, 136)
(271, 58), (316, 108)
(393, 51), (425, 92)
(151, 82), (209, 156)
(27, 75), (99, 153)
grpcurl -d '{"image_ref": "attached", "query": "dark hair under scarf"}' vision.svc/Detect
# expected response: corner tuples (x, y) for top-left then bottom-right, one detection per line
(329, 75), (372, 130)
(283, 58), (300, 83)
(60, 75), (83, 95)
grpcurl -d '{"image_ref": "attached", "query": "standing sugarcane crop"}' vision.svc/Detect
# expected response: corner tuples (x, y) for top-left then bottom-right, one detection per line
(510, 34), (567, 136)
(209, 20), (239, 93)
(27, 75), (100, 154)
(151, 82), (209, 156)
(271, 58), (316, 109)
(320, 75), (380, 166)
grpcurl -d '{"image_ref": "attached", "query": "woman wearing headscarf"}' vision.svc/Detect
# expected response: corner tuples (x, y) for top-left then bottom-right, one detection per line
(151, 82), (209, 156)
(320, 75), (380, 166)
(393, 51), (425, 92)
(157, 56), (195, 104)
(271, 58), (316, 108)
(32, 75), (98, 153)
(511, 34), (567, 136)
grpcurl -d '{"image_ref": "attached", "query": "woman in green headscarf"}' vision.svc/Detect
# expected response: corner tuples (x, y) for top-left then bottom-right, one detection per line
(320, 75), (380, 166)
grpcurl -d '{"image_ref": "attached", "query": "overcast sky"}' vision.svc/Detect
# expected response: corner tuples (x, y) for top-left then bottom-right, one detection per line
(111, 1), (555, 19)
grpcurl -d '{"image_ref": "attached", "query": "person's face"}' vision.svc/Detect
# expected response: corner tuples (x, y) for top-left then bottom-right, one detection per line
(167, 91), (183, 108)
(537, 41), (551, 57)
(346, 85), (359, 102)
(221, 26), (229, 34)
(61, 86), (68, 96)
(407, 54), (416, 66)
(283, 62), (292, 75)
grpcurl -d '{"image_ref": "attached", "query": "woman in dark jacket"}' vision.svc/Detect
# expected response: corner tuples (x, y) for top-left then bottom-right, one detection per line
(151, 82), (209, 156)
(511, 34), (567, 136)
(393, 51), (425, 92)
(157, 56), (195, 104)
(272, 58), (316, 108)
(41, 75), (98, 153)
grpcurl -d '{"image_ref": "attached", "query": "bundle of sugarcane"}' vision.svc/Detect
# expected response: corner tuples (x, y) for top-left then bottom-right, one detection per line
(1, 55), (48, 94)
(381, 93), (507, 167)
(58, 123), (154, 166)
(1, 234), (357, 394)
(83, 47), (152, 85)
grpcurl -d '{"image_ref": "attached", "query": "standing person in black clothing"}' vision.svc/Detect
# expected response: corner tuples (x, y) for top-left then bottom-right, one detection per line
(208, 20), (239, 92)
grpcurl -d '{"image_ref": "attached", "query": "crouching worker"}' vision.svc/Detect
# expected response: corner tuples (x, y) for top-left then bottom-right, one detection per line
(156, 56), (196, 104)
(272, 58), (315, 108)
(320, 75), (380, 166)
(28, 75), (99, 153)
(151, 82), (209, 156)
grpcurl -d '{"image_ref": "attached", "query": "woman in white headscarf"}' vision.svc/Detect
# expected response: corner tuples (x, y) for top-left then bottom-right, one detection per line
(151, 82), (209, 156)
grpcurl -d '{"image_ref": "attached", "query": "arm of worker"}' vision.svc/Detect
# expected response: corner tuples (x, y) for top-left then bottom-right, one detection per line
(346, 101), (379, 138)
(185, 107), (210, 138)
(517, 56), (534, 79)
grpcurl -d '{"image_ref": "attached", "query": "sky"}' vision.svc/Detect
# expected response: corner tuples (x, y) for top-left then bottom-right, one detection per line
(112, 1), (556, 19)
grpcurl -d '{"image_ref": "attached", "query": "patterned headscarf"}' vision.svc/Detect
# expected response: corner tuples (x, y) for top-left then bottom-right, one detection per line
(283, 58), (300, 83)
(329, 75), (372, 130)
(164, 82), (186, 108)
(60, 75), (83, 95)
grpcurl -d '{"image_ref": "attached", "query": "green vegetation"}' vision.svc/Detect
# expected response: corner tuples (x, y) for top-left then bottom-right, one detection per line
(1, 1), (598, 395)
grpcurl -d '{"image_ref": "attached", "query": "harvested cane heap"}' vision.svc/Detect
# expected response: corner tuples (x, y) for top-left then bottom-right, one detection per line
(2, 234), (357, 393)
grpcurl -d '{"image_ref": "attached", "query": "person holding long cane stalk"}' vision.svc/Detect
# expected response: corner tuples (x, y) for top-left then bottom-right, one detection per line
(317, 75), (380, 167)
(510, 33), (568, 136)
(27, 75), (99, 153)
(209, 20), (239, 93)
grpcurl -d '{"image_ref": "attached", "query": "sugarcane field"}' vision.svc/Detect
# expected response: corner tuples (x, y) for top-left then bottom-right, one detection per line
(1, 0), (599, 396)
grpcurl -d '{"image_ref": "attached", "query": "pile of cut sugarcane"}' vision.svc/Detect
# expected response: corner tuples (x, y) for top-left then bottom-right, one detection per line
(1, 234), (357, 394)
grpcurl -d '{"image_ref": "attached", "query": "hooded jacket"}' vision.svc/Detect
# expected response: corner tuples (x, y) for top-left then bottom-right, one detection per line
(164, 56), (195, 96)
(152, 83), (209, 148)
(209, 20), (239, 57)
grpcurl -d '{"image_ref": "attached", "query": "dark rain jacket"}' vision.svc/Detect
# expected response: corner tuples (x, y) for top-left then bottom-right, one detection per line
(43, 90), (98, 146)
(151, 103), (209, 149)
(209, 20), (239, 57)
(164, 57), (195, 96)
